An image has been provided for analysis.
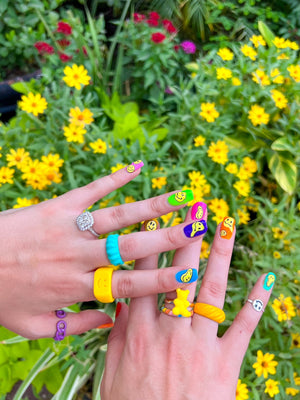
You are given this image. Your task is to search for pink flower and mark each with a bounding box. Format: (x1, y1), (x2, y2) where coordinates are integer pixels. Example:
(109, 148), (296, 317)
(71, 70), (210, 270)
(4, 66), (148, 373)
(149, 12), (160, 20)
(151, 32), (166, 43)
(133, 13), (146, 23)
(57, 21), (72, 35)
(174, 44), (180, 52)
(162, 19), (177, 34)
(180, 41), (196, 54)
(59, 52), (73, 62)
(57, 39), (71, 48)
(147, 18), (159, 27)
(34, 41), (55, 55)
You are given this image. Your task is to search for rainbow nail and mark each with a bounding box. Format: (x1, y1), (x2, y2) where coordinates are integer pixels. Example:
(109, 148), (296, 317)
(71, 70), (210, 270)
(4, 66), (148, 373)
(168, 190), (194, 206)
(263, 272), (276, 291)
(220, 217), (235, 239)
(175, 268), (198, 284)
(191, 202), (207, 220)
(184, 220), (207, 238)
(126, 160), (144, 173)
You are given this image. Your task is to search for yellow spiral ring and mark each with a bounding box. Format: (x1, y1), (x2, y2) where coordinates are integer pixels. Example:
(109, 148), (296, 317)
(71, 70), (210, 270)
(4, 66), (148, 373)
(193, 303), (225, 323)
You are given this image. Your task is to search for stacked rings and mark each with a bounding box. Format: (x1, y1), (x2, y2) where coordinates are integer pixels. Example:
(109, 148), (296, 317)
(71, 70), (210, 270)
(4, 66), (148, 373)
(106, 234), (123, 266)
(193, 303), (226, 323)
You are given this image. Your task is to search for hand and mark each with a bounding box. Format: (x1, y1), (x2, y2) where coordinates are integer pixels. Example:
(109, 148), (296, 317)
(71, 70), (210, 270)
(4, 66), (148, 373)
(0, 163), (207, 339)
(101, 213), (275, 400)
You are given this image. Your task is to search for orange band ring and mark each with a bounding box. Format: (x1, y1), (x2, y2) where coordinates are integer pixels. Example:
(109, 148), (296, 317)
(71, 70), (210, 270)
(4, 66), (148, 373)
(193, 303), (225, 323)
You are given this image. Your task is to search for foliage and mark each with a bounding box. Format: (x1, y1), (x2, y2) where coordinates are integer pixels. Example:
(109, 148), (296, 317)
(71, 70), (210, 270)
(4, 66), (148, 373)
(0, 3), (299, 400)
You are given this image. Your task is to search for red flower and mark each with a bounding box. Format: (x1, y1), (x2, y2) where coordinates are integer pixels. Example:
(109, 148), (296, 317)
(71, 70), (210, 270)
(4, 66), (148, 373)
(133, 13), (146, 23)
(147, 18), (159, 27)
(57, 21), (72, 35)
(162, 19), (177, 34)
(57, 39), (71, 48)
(173, 44), (180, 52)
(151, 32), (166, 43)
(59, 52), (73, 62)
(76, 46), (88, 56)
(34, 41), (55, 55)
(149, 12), (160, 20)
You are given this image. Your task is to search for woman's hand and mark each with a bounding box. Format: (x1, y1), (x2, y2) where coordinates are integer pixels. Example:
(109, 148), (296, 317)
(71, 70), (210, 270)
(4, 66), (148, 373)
(0, 163), (207, 339)
(101, 211), (275, 400)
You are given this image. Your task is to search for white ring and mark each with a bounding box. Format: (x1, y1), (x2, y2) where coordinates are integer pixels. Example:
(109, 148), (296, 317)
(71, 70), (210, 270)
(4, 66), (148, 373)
(247, 298), (264, 312)
(76, 211), (100, 237)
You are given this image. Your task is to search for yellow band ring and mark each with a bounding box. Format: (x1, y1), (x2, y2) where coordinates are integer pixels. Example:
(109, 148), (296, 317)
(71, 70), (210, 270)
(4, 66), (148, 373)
(193, 302), (225, 323)
(94, 267), (115, 303)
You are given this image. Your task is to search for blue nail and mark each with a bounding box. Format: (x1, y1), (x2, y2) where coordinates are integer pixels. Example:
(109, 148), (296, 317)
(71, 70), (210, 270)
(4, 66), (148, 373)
(183, 220), (207, 238)
(263, 272), (276, 291)
(175, 268), (198, 284)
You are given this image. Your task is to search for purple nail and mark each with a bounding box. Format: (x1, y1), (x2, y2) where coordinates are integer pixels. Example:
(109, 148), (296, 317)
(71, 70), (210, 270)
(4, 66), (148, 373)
(184, 220), (207, 238)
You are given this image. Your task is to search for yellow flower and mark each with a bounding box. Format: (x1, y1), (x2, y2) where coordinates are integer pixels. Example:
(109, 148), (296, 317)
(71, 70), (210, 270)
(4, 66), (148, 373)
(265, 379), (280, 398)
(6, 148), (30, 169)
(271, 89), (288, 109)
(62, 64), (91, 90)
(285, 40), (299, 50)
(226, 162), (238, 174)
(207, 140), (229, 165)
(237, 166), (253, 180)
(232, 77), (241, 86)
(270, 68), (284, 84)
(217, 47), (234, 61)
(287, 64), (300, 82)
(252, 350), (278, 379)
(200, 240), (210, 259)
(216, 67), (232, 80)
(252, 69), (271, 86)
(208, 198), (229, 224)
(246, 197), (259, 212)
(291, 333), (300, 349)
(21, 159), (49, 190)
(235, 379), (249, 400)
(111, 163), (126, 173)
(43, 166), (63, 184)
(188, 171), (207, 188)
(237, 207), (250, 225)
(286, 387), (300, 396)
(233, 180), (251, 197)
(161, 212), (181, 226)
(277, 52), (289, 60)
(273, 37), (287, 48)
(152, 177), (167, 189)
(0, 166), (15, 185)
(194, 135), (206, 146)
(18, 92), (47, 116)
(89, 138), (107, 154)
(243, 157), (257, 174)
(240, 44), (257, 60)
(191, 72), (197, 79)
(272, 294), (296, 321)
(63, 123), (86, 143)
(272, 226), (287, 239)
(13, 197), (39, 208)
(41, 153), (64, 171)
(199, 102), (219, 123)
(250, 35), (266, 48)
(125, 196), (135, 203)
(69, 107), (94, 126)
(248, 104), (269, 126)
(273, 251), (281, 259)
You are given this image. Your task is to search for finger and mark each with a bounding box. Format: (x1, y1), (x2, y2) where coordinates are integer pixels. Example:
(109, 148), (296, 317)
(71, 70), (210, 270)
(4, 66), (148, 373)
(92, 190), (193, 235)
(19, 310), (113, 340)
(221, 273), (276, 369)
(192, 217), (236, 336)
(59, 161), (144, 210)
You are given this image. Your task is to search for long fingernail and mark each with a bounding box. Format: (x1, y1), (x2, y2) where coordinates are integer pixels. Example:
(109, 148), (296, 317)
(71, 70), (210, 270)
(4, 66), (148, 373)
(168, 190), (194, 206)
(143, 219), (159, 231)
(220, 217), (235, 239)
(126, 160), (144, 173)
(263, 272), (276, 291)
(98, 322), (114, 329)
(191, 202), (207, 220)
(175, 268), (198, 283)
(184, 220), (207, 238)
(115, 302), (122, 318)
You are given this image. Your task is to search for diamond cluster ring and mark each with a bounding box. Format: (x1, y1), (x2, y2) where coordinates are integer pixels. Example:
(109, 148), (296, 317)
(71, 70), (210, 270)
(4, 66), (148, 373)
(76, 211), (100, 237)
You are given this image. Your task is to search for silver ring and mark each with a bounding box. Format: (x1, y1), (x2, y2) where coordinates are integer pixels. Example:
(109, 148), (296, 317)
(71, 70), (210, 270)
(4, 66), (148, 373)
(247, 298), (264, 312)
(76, 211), (100, 237)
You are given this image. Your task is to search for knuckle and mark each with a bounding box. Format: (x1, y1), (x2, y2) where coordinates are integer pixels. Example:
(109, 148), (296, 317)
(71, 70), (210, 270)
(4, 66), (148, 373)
(126, 327), (151, 363)
(118, 236), (136, 260)
(149, 196), (165, 215)
(116, 276), (134, 298)
(110, 206), (126, 226)
(213, 244), (233, 258)
(234, 313), (255, 336)
(201, 279), (226, 298)
(165, 228), (180, 248)
(156, 270), (172, 293)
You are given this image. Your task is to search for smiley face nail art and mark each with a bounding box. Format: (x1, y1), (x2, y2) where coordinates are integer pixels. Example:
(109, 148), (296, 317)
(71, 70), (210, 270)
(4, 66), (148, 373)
(220, 217), (235, 239)
(126, 160), (144, 173)
(263, 272), (276, 291)
(144, 219), (159, 231)
(191, 202), (207, 220)
(184, 220), (208, 238)
(168, 190), (194, 206)
(175, 268), (198, 284)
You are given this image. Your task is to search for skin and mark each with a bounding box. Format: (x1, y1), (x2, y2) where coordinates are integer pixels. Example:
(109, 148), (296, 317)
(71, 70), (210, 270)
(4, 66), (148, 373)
(101, 212), (274, 400)
(0, 165), (206, 339)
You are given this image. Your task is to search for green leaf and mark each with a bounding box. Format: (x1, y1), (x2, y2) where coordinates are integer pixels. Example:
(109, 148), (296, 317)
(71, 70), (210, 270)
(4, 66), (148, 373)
(0, 0), (8, 14)
(258, 21), (276, 47)
(271, 137), (295, 153)
(10, 81), (31, 94)
(268, 151), (297, 194)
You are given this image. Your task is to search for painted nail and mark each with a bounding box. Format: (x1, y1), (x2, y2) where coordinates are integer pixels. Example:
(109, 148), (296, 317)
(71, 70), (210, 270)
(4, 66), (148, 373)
(191, 202), (207, 220)
(126, 160), (144, 173)
(184, 220), (207, 238)
(175, 268), (198, 284)
(143, 219), (159, 231)
(115, 302), (122, 318)
(98, 322), (114, 329)
(263, 272), (276, 291)
(168, 190), (194, 206)
(220, 217), (235, 239)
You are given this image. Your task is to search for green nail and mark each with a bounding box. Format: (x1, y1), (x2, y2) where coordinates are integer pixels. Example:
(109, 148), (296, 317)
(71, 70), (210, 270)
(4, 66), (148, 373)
(263, 272), (276, 291)
(168, 190), (194, 206)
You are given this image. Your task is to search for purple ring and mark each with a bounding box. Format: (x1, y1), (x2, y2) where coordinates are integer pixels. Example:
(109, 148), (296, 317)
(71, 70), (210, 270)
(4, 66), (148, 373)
(54, 309), (67, 341)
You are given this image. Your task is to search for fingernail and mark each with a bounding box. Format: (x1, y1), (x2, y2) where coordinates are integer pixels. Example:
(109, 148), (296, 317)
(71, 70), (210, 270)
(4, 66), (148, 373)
(263, 272), (276, 291)
(168, 190), (194, 206)
(115, 302), (122, 318)
(175, 268), (198, 283)
(98, 322), (114, 329)
(183, 220), (207, 238)
(191, 202), (207, 220)
(143, 219), (159, 231)
(126, 160), (144, 173)
(220, 217), (235, 239)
